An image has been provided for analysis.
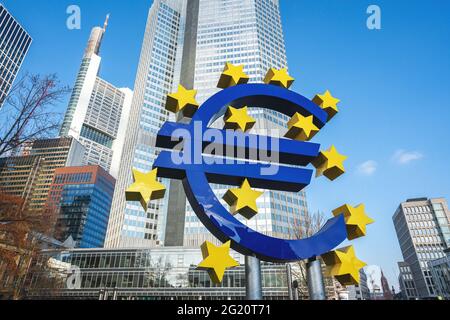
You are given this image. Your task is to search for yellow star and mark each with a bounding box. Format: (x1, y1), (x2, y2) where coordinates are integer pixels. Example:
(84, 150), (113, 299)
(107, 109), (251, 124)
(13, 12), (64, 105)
(264, 68), (294, 89)
(223, 179), (264, 219)
(322, 246), (367, 286)
(284, 113), (320, 141)
(125, 168), (166, 211)
(217, 62), (250, 88)
(165, 84), (199, 117)
(198, 240), (239, 284)
(312, 90), (340, 121)
(332, 204), (375, 240)
(223, 106), (256, 132)
(312, 145), (347, 181)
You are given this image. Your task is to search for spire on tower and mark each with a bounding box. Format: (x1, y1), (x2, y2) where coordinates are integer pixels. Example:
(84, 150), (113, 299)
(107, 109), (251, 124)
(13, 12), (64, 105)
(103, 14), (110, 32)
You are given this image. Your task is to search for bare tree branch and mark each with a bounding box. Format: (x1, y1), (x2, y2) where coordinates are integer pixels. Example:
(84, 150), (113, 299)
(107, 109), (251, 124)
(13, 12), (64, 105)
(287, 210), (335, 299)
(0, 73), (70, 158)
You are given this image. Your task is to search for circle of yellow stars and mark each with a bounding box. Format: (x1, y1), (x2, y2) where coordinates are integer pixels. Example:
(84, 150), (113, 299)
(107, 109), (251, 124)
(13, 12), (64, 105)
(124, 62), (374, 287)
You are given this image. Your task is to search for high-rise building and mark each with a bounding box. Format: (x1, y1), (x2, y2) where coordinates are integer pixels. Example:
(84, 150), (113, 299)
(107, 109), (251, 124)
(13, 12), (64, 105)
(393, 197), (450, 298)
(106, 0), (192, 248)
(106, 0), (310, 249)
(184, 0), (308, 247)
(47, 166), (115, 248)
(60, 17), (133, 178)
(0, 4), (32, 108)
(0, 137), (84, 212)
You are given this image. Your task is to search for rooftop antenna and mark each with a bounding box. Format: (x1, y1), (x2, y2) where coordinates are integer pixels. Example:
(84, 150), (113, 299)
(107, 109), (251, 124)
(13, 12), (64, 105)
(103, 14), (110, 32)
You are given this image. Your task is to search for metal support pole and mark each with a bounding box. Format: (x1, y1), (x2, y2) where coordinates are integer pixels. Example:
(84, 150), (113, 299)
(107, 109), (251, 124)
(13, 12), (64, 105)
(286, 263), (293, 300)
(245, 255), (263, 300)
(293, 281), (299, 300)
(306, 257), (326, 300)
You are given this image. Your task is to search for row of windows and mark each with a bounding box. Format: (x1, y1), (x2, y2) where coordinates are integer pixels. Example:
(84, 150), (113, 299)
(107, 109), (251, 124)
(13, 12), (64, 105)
(54, 172), (93, 184)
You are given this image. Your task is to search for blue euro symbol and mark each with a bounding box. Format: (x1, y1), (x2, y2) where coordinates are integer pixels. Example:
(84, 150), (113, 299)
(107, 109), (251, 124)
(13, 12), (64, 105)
(154, 84), (347, 262)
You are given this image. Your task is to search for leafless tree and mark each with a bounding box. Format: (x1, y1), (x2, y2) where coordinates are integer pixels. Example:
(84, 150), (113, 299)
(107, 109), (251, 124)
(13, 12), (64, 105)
(0, 73), (70, 158)
(0, 192), (59, 299)
(288, 210), (339, 299)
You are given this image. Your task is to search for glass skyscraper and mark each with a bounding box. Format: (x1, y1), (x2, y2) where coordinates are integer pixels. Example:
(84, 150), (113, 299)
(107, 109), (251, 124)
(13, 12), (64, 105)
(106, 0), (189, 248)
(184, 0), (309, 247)
(106, 0), (310, 249)
(60, 17), (133, 179)
(47, 165), (116, 248)
(0, 3), (32, 108)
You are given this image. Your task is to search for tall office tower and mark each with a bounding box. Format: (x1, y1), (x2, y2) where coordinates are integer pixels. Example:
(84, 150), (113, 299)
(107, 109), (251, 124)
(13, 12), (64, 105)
(0, 4), (32, 108)
(106, 0), (190, 248)
(47, 166), (116, 248)
(60, 17), (133, 178)
(0, 137), (84, 212)
(183, 0), (309, 246)
(106, 0), (310, 248)
(393, 197), (450, 298)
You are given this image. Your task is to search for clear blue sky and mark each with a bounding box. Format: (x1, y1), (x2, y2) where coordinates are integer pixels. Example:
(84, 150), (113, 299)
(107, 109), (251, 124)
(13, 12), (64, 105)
(3, 0), (449, 290)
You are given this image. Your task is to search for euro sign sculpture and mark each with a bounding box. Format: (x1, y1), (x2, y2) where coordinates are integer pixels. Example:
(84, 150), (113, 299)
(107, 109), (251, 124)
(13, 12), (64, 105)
(126, 63), (374, 285)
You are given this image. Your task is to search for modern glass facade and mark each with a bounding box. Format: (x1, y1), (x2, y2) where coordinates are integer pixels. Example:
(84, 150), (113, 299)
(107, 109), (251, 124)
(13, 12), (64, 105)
(106, 0), (311, 249)
(26, 248), (289, 300)
(428, 250), (450, 299)
(393, 197), (450, 298)
(0, 4), (32, 108)
(47, 166), (116, 248)
(184, 0), (309, 246)
(60, 19), (133, 178)
(106, 0), (188, 248)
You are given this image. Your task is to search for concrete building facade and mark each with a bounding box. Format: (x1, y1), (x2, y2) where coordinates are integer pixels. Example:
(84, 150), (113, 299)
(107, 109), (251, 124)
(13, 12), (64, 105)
(393, 197), (450, 298)
(0, 137), (84, 212)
